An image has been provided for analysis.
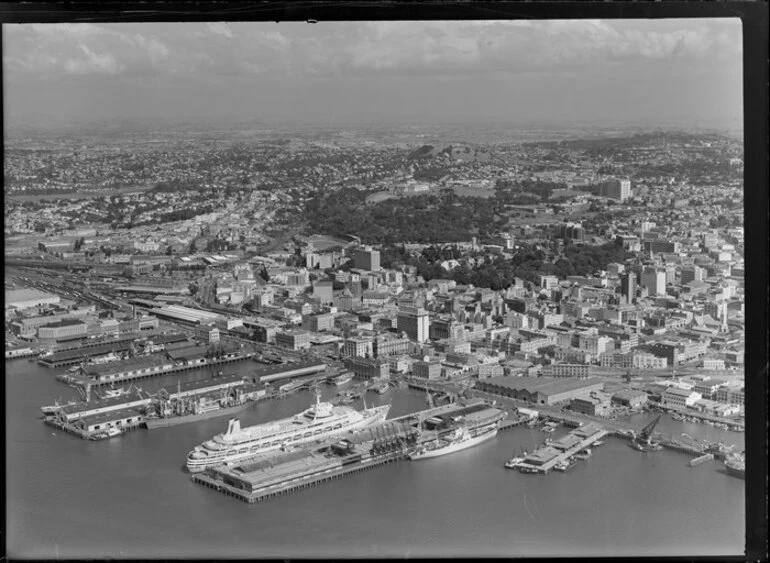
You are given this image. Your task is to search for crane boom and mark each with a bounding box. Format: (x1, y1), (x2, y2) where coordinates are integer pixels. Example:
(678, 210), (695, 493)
(640, 414), (661, 442)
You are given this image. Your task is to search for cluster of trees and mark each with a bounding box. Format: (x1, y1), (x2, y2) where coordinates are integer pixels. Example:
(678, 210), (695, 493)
(376, 242), (629, 291)
(407, 145), (435, 160)
(412, 166), (453, 182)
(151, 179), (202, 192)
(158, 204), (215, 224)
(494, 178), (568, 203)
(303, 189), (504, 244)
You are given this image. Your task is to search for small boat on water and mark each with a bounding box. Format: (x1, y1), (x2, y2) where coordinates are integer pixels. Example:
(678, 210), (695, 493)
(593, 439), (606, 447)
(574, 448), (592, 460)
(90, 427), (123, 440)
(553, 457), (578, 472)
(40, 399), (77, 417)
(332, 374), (353, 386)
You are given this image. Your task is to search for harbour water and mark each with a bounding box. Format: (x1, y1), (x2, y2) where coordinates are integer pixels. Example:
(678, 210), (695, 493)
(6, 359), (745, 558)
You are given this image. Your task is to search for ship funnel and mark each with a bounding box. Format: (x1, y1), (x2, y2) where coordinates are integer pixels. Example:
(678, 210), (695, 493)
(226, 418), (241, 435)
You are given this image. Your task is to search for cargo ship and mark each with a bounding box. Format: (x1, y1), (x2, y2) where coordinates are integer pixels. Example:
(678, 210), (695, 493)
(144, 399), (255, 429)
(408, 423), (498, 461)
(186, 390), (390, 473)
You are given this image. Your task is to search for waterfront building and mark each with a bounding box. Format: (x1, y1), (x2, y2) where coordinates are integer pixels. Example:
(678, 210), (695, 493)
(275, 329), (311, 351)
(477, 362), (505, 379)
(715, 386), (745, 406)
(345, 356), (390, 380)
(373, 333), (411, 357)
(661, 387), (702, 409)
(342, 337), (374, 358)
(702, 358), (726, 371)
(541, 363), (590, 378)
(610, 389), (648, 409)
(387, 355), (411, 374)
(302, 312), (335, 333)
(474, 376), (604, 406)
(570, 394), (610, 416)
(648, 340), (706, 366)
(37, 319), (89, 342)
(413, 360), (442, 380)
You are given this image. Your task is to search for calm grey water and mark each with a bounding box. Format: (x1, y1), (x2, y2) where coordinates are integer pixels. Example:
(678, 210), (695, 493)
(6, 359), (745, 558)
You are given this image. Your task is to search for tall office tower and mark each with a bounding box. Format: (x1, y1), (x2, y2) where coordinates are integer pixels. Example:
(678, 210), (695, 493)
(353, 247), (381, 271)
(680, 265), (704, 285)
(641, 266), (666, 296)
(396, 306), (430, 343)
(600, 178), (632, 201)
(621, 272), (637, 304)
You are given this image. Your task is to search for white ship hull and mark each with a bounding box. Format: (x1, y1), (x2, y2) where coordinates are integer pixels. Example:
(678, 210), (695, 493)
(186, 402), (390, 473)
(409, 426), (498, 461)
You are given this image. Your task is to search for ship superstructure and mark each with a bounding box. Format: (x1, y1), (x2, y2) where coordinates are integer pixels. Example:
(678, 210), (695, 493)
(186, 391), (390, 473)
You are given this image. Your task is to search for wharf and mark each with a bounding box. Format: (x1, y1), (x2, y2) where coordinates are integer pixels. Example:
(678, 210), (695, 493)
(51, 372), (254, 421)
(652, 405), (744, 431)
(61, 352), (255, 387)
(44, 410), (145, 440)
(39, 340), (134, 367)
(513, 424), (609, 474)
(5, 347), (36, 359)
(191, 400), (507, 504)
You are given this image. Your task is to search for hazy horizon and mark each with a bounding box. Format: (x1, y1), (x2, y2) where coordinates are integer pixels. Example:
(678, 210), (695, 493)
(3, 19), (743, 132)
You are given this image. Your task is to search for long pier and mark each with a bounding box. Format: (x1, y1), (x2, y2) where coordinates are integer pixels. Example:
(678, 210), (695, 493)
(190, 400), (508, 504)
(59, 352), (255, 387)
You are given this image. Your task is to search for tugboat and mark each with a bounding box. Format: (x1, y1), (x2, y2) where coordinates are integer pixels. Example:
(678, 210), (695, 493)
(574, 447), (592, 460)
(553, 456), (578, 472)
(724, 453), (745, 479)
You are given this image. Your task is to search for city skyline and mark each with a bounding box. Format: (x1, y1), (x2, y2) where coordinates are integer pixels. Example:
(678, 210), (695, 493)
(3, 19), (742, 129)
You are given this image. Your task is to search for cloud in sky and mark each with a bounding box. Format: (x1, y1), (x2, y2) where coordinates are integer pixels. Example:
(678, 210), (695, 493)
(2, 19), (743, 127)
(3, 19), (741, 78)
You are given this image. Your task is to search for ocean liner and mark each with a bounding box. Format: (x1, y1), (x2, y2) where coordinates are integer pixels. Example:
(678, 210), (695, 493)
(186, 391), (390, 473)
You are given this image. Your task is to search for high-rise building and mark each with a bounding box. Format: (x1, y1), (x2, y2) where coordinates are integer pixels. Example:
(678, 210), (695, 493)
(342, 337), (374, 358)
(397, 306), (430, 343)
(641, 266), (666, 296)
(561, 222), (584, 243)
(353, 247), (381, 271)
(313, 280), (334, 305)
(620, 272), (637, 304)
(680, 265), (704, 285)
(599, 178), (632, 201)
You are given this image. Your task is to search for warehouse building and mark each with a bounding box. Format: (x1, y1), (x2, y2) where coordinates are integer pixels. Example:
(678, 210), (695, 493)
(474, 375), (604, 405)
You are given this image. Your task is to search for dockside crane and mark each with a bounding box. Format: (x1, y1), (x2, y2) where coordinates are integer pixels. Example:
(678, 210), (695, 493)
(630, 414), (662, 452)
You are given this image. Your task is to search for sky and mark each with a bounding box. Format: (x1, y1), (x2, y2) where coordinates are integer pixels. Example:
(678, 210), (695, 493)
(2, 19), (743, 130)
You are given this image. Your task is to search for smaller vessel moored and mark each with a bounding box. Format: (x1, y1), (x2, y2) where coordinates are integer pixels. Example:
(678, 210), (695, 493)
(408, 424), (498, 461)
(724, 454), (745, 479)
